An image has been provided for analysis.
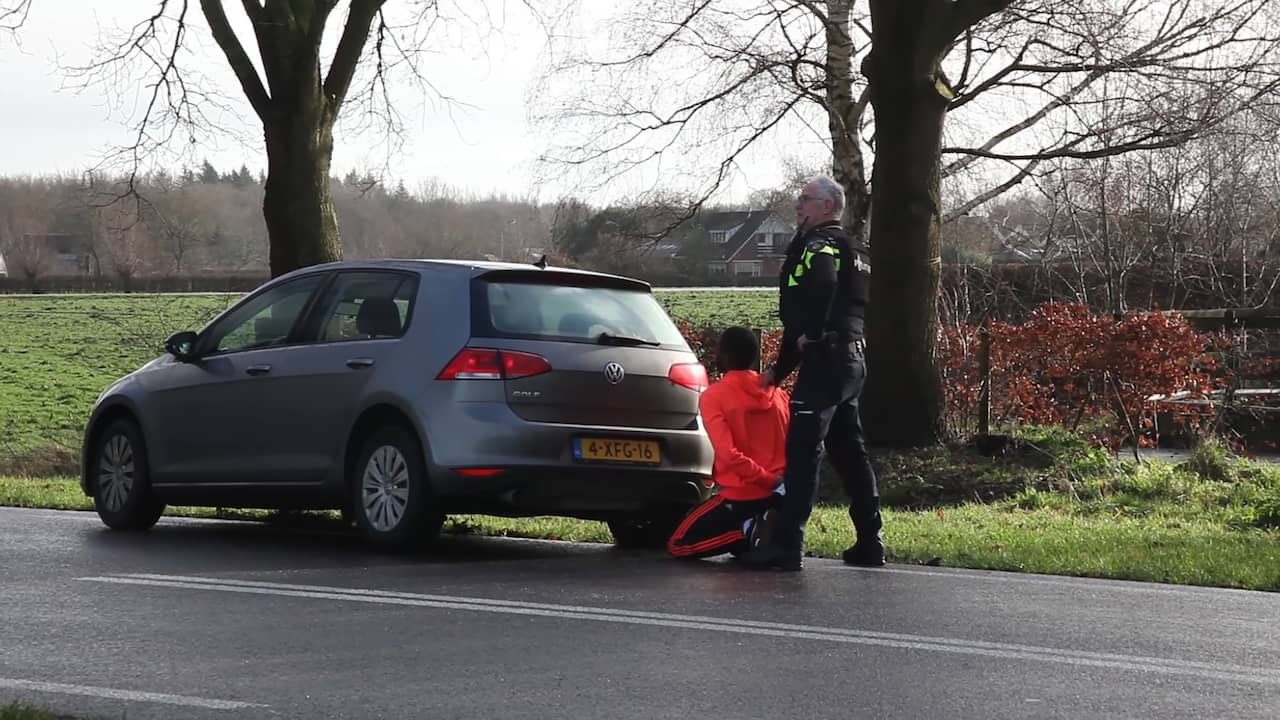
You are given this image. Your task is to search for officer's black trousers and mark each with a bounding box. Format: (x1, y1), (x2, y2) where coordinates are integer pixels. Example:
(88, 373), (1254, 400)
(773, 346), (880, 553)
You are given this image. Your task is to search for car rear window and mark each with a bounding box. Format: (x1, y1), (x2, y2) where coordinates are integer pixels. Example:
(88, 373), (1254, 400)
(473, 277), (687, 347)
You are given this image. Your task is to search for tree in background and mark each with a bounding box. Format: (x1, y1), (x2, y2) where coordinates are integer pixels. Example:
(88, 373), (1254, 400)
(0, 178), (57, 288)
(145, 185), (211, 275)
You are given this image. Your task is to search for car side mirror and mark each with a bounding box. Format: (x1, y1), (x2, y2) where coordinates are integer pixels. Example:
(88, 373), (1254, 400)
(164, 331), (199, 362)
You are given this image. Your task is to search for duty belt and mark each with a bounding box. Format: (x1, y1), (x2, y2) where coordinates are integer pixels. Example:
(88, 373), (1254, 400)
(817, 331), (866, 355)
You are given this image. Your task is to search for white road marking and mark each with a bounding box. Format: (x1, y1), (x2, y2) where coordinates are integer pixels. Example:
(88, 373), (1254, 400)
(0, 677), (265, 710)
(81, 573), (1280, 686)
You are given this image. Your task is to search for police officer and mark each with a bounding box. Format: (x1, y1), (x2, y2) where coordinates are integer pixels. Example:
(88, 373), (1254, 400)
(741, 175), (885, 572)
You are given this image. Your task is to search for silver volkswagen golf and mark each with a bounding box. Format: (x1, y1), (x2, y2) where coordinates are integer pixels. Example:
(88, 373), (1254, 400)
(81, 259), (714, 548)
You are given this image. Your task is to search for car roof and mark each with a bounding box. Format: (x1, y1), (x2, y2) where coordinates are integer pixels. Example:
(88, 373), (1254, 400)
(280, 258), (650, 289)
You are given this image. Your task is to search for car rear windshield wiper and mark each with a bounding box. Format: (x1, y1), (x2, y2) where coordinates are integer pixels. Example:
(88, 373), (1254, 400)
(597, 332), (662, 347)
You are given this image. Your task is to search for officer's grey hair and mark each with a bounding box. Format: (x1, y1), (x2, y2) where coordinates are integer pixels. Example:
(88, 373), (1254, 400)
(807, 175), (845, 215)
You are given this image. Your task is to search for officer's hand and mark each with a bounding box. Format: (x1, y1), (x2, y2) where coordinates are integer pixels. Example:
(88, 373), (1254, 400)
(761, 368), (776, 388)
(796, 335), (812, 352)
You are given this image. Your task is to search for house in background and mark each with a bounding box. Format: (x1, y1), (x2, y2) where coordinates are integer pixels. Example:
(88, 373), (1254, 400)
(695, 210), (796, 278)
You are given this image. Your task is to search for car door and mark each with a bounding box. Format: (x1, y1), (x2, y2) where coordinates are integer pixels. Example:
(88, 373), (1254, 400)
(143, 272), (329, 486)
(278, 270), (421, 480)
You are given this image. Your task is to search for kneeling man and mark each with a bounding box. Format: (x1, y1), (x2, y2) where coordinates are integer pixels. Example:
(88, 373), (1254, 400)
(668, 326), (789, 559)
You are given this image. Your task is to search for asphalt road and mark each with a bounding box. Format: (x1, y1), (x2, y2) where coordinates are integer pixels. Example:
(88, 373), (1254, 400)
(1, 507), (1277, 720)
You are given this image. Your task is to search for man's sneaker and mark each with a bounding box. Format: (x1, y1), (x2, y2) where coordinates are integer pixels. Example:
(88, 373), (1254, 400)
(746, 508), (777, 550)
(841, 541), (886, 567)
(739, 543), (803, 572)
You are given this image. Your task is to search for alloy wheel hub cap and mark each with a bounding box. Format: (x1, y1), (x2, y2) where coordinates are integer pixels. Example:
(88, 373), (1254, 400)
(98, 434), (135, 512)
(361, 445), (410, 532)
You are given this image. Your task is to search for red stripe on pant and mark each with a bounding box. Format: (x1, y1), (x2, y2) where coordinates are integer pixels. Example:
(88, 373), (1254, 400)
(671, 530), (745, 557)
(667, 495), (747, 558)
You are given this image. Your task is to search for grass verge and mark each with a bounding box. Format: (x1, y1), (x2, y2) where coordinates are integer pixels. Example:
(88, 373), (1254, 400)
(7, 433), (1278, 592)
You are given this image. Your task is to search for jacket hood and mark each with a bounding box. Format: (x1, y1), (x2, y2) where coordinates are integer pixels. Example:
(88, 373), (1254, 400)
(719, 369), (778, 410)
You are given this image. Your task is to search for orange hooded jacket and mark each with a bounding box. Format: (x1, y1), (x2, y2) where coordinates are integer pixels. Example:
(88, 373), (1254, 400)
(698, 369), (789, 501)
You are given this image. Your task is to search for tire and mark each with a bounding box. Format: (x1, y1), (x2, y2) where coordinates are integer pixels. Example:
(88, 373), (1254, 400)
(91, 418), (165, 531)
(608, 507), (690, 549)
(349, 425), (443, 549)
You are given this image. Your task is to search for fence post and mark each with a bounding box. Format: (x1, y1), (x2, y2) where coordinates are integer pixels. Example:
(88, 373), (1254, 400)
(977, 322), (991, 435)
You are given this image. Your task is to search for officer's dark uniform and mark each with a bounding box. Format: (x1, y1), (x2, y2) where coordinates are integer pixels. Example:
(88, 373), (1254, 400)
(749, 219), (884, 569)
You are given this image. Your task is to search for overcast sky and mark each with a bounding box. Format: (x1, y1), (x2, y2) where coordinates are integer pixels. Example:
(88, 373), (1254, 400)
(0, 0), (787, 204)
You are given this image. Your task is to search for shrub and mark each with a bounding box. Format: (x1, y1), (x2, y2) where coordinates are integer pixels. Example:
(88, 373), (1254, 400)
(938, 303), (1222, 449)
(677, 302), (1223, 450)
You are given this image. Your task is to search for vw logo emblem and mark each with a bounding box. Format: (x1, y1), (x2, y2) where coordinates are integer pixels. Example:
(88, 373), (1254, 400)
(603, 362), (625, 385)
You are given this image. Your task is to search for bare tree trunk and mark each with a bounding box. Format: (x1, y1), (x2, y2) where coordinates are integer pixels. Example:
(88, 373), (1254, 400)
(859, 0), (954, 447)
(263, 112), (341, 277)
(825, 0), (871, 241)
(1099, 162), (1123, 314)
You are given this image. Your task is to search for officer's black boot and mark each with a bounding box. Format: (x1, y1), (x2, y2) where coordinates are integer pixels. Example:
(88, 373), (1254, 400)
(842, 507), (886, 567)
(740, 541), (803, 571)
(741, 510), (802, 571)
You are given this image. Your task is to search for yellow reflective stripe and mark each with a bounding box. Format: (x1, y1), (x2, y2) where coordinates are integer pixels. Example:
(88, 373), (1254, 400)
(801, 244), (838, 269)
(789, 243), (839, 286)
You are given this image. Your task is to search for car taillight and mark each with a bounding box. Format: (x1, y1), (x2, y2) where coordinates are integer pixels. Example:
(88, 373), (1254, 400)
(668, 362), (709, 393)
(437, 348), (551, 380)
(501, 350), (552, 378)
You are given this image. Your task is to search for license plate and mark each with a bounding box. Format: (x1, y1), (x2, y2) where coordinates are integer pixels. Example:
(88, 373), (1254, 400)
(573, 437), (661, 465)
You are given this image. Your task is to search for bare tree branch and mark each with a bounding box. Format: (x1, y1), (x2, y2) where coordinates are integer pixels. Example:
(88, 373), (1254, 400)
(322, 0), (385, 108)
(533, 0), (867, 234)
(940, 0), (1280, 215)
(201, 0), (271, 118)
(0, 0), (30, 32)
(948, 0), (1018, 43)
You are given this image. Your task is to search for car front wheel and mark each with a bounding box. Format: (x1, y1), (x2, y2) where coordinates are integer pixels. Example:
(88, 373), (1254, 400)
(91, 418), (165, 530)
(350, 425), (444, 549)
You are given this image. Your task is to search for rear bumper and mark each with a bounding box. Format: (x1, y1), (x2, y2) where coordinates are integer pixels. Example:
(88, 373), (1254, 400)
(420, 401), (714, 475)
(431, 466), (711, 518)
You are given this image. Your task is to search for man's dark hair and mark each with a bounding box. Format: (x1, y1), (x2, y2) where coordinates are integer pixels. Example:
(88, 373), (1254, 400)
(718, 325), (760, 371)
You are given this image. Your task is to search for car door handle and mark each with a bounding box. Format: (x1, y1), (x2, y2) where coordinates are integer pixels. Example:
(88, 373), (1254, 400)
(245, 364), (272, 376)
(346, 358), (376, 369)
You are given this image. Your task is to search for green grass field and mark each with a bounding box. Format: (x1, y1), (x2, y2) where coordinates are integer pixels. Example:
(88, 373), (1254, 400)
(656, 289), (778, 329)
(2, 292), (1278, 591)
(0, 293), (240, 471)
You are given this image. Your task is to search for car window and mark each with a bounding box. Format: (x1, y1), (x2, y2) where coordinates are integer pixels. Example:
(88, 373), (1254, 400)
(204, 274), (326, 354)
(478, 280), (686, 346)
(312, 271), (418, 342)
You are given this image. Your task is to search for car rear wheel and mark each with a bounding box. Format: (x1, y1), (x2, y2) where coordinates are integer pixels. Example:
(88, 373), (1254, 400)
(350, 425), (444, 549)
(608, 507), (690, 549)
(91, 419), (165, 530)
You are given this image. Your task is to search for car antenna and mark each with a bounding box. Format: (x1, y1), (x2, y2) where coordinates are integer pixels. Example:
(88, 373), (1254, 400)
(532, 254), (548, 269)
